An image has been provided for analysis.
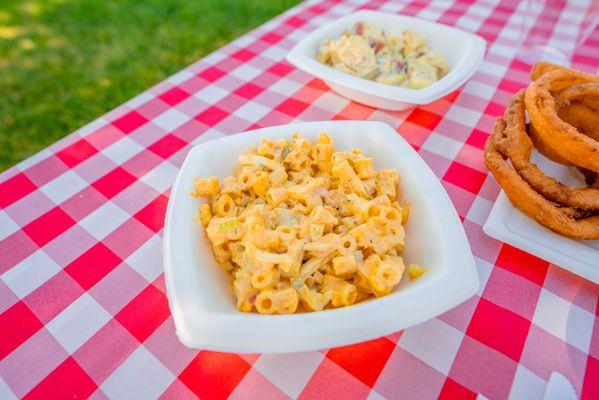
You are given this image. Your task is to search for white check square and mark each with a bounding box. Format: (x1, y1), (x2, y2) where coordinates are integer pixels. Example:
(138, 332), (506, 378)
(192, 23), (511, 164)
(0, 211), (19, 242)
(418, 9), (442, 21)
(1, 250), (61, 298)
(532, 289), (594, 353)
(490, 43), (515, 58)
(233, 101), (271, 122)
(478, 60), (508, 78)
(268, 78), (303, 97)
(126, 92), (154, 108)
(474, 257), (493, 296)
(193, 85), (229, 104)
(444, 104), (481, 128)
(254, 352), (324, 398)
(190, 128), (226, 146)
(367, 390), (387, 400)
(463, 80), (496, 99)
(140, 161), (179, 193)
(125, 235), (164, 283)
(79, 201), (130, 240)
(508, 365), (546, 400)
(101, 346), (175, 399)
(456, 16), (482, 31)
(0, 377), (17, 400)
(466, 195), (494, 226)
(167, 70), (194, 85)
(103, 136), (145, 165)
(152, 109), (190, 132)
(262, 45), (287, 62)
(398, 318), (463, 375)
(422, 132), (463, 160)
(46, 293), (111, 353)
(40, 170), (88, 204)
(230, 64), (262, 82)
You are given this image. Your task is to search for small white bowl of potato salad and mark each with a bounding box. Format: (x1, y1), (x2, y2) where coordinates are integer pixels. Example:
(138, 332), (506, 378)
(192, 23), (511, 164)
(163, 121), (478, 353)
(286, 10), (486, 111)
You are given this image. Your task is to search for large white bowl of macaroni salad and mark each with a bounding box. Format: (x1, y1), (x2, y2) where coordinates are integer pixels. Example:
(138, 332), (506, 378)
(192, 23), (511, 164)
(164, 121), (478, 353)
(287, 10), (486, 111)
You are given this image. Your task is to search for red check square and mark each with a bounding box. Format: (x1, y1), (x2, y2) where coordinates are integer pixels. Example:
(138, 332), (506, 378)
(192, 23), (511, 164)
(0, 301), (43, 360)
(158, 87), (191, 106)
(148, 134), (188, 159)
(443, 162), (487, 194)
(0, 173), (37, 208)
(466, 298), (531, 362)
(195, 106), (228, 126)
(260, 32), (283, 44)
(113, 111), (148, 134)
(234, 83), (264, 99)
(326, 337), (395, 387)
(582, 356), (599, 400)
(198, 67), (226, 82)
(65, 243), (122, 290)
(23, 207), (76, 247)
(231, 49), (256, 62)
(484, 101), (505, 118)
(134, 194), (168, 232)
(24, 357), (97, 400)
(286, 15), (306, 27)
(275, 98), (310, 117)
(267, 62), (294, 77)
(92, 167), (136, 199)
(495, 244), (548, 286)
(56, 139), (98, 168)
(439, 378), (477, 400)
(179, 351), (251, 399)
(465, 129), (489, 150)
(114, 284), (170, 342)
(498, 78), (526, 93)
(406, 108), (442, 130)
(307, 78), (328, 91)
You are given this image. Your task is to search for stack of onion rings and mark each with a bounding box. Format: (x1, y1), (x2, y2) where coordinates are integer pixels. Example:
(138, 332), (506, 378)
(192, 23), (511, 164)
(484, 63), (599, 239)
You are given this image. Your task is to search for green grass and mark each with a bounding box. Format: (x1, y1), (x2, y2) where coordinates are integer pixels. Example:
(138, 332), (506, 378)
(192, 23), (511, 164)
(0, 0), (301, 171)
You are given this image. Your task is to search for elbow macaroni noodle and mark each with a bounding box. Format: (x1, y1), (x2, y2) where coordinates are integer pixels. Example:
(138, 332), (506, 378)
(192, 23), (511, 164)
(192, 133), (425, 314)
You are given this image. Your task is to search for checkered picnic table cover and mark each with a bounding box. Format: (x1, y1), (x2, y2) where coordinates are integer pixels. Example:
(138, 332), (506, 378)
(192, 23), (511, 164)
(1, 0), (598, 398)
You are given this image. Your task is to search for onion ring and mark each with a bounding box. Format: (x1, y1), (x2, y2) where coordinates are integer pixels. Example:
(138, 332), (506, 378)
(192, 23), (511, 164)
(555, 83), (599, 141)
(527, 123), (598, 191)
(495, 90), (599, 209)
(557, 103), (599, 142)
(524, 68), (599, 173)
(484, 118), (599, 239)
(530, 61), (562, 81)
(555, 82), (599, 112)
(531, 64), (599, 111)
(527, 123), (572, 166)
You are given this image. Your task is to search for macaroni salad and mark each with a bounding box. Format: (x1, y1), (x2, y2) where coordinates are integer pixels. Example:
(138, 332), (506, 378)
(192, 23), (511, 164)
(193, 133), (424, 314)
(317, 22), (449, 89)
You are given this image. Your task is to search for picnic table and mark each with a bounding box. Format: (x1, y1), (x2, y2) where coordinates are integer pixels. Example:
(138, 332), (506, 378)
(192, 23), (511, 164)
(1, 0), (598, 398)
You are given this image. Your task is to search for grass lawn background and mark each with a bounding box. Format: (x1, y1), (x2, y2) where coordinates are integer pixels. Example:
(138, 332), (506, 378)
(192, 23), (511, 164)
(0, 0), (301, 171)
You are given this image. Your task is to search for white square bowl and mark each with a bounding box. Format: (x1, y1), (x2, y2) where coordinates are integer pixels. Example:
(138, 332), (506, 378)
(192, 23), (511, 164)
(286, 10), (486, 111)
(163, 120), (478, 353)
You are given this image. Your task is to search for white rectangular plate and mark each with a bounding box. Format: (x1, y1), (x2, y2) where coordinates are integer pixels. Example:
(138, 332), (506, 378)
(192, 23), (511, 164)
(484, 151), (599, 284)
(164, 120), (478, 353)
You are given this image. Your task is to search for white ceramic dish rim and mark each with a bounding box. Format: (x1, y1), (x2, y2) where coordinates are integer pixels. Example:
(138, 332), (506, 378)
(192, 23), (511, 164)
(163, 120), (479, 353)
(286, 10), (487, 105)
(484, 191), (599, 284)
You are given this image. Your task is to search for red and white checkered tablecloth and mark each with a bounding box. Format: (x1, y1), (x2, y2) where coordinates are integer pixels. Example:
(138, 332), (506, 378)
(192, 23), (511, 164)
(1, 0), (598, 398)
